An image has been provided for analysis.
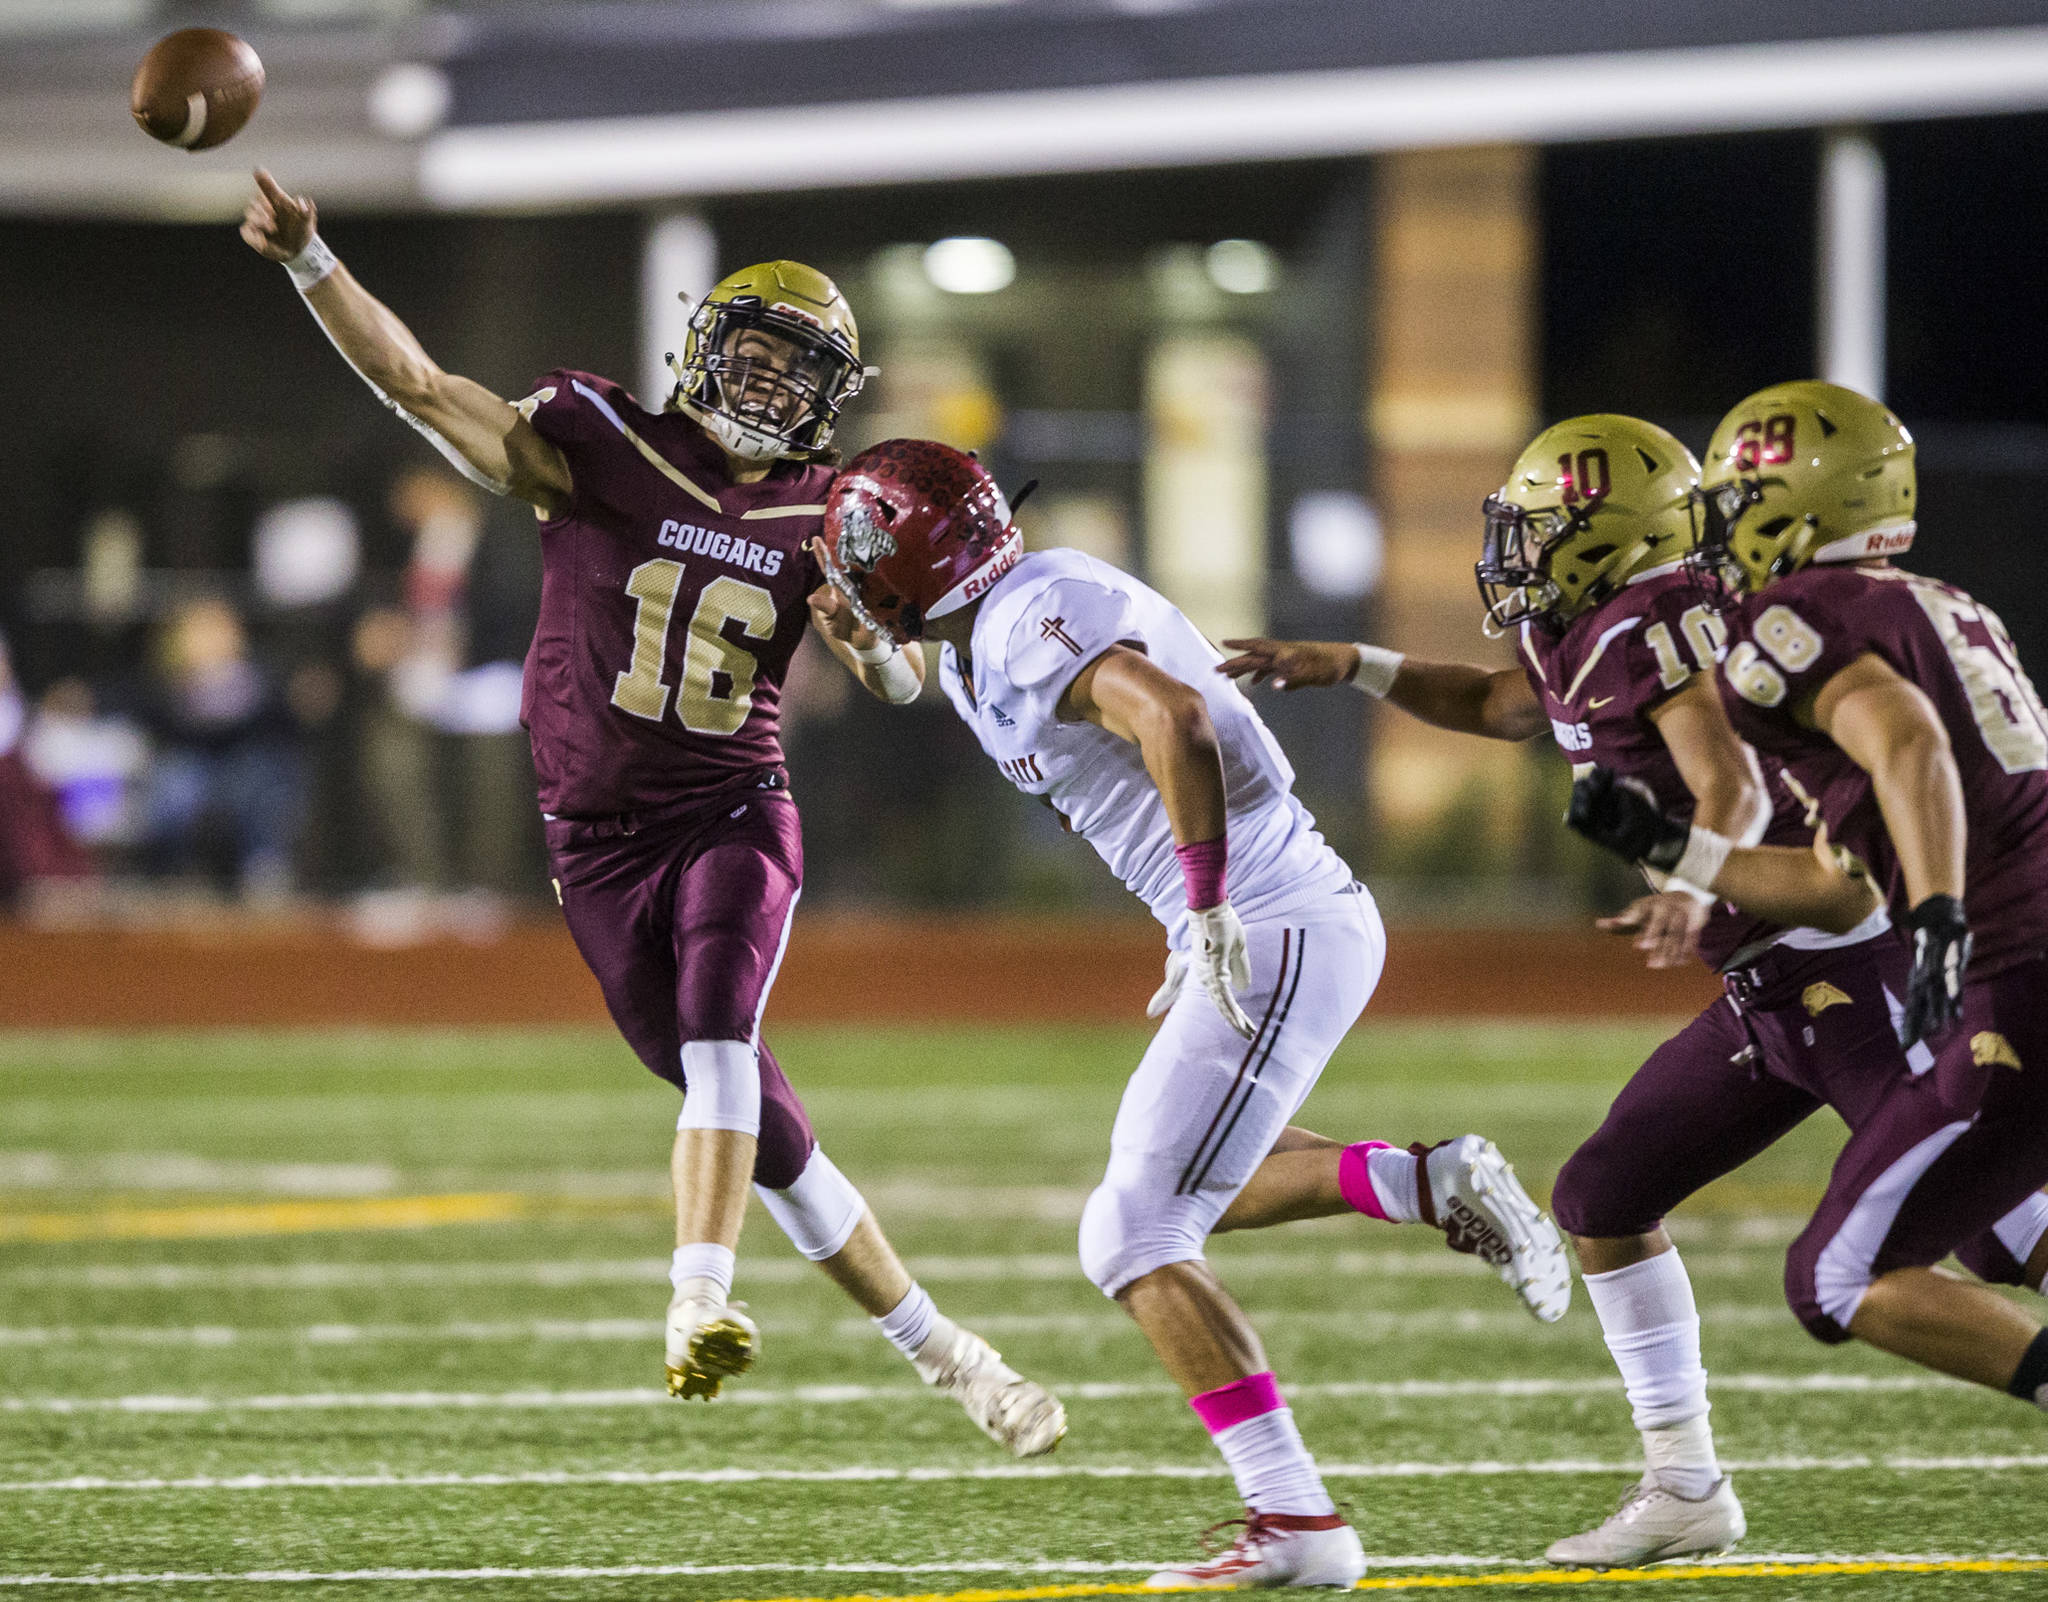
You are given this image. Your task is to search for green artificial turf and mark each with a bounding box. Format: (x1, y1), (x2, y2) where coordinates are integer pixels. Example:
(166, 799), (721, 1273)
(0, 1023), (2042, 1600)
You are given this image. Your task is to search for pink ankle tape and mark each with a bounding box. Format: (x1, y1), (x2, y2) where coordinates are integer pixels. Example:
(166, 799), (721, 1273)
(1189, 1371), (1284, 1435)
(1338, 1141), (1394, 1221)
(1175, 836), (1229, 912)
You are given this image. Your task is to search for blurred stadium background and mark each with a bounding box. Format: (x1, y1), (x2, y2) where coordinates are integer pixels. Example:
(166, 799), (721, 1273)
(4, 3), (2048, 1595)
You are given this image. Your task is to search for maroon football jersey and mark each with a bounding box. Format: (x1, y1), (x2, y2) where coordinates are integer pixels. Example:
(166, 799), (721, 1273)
(1521, 567), (1814, 970)
(1715, 563), (2048, 976)
(517, 371), (833, 817)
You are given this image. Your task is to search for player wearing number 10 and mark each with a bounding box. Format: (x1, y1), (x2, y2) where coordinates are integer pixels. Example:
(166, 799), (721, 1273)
(1218, 412), (2048, 1566)
(236, 172), (1065, 1451)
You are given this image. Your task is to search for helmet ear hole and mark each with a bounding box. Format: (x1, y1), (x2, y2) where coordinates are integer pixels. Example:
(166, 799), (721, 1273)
(1757, 516), (1795, 537)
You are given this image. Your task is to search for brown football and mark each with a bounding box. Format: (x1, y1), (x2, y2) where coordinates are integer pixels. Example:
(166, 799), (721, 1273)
(131, 29), (264, 151)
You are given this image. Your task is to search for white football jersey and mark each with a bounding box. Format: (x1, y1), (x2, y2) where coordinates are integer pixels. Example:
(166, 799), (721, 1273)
(935, 548), (1353, 945)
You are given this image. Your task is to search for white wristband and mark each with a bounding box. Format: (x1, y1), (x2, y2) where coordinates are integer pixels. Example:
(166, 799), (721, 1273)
(283, 234), (339, 293)
(849, 636), (895, 665)
(1671, 826), (1733, 896)
(1351, 644), (1404, 698)
(872, 646), (922, 704)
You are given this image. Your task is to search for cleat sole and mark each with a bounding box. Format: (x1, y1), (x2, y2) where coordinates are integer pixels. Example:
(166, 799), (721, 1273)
(664, 1313), (757, 1402)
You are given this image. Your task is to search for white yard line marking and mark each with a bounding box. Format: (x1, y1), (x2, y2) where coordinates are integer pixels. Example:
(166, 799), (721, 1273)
(0, 1249), (1781, 1292)
(0, 1302), (1797, 1349)
(1, 1458), (2042, 1495)
(0, 1153), (399, 1196)
(4, 1554), (2041, 1592)
(0, 1370), (1959, 1415)
(0, 1557), (1519, 1588)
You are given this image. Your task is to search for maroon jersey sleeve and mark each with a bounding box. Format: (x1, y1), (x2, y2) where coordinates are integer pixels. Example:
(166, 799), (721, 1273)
(1525, 572), (1797, 969)
(1723, 566), (2048, 972)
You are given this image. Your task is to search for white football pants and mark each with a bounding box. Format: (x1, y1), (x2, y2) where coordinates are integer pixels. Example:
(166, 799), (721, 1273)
(1079, 882), (1387, 1297)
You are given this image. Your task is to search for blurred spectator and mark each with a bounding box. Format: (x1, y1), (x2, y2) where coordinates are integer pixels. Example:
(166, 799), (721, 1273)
(23, 677), (148, 850)
(350, 469), (540, 936)
(0, 633), (93, 909)
(138, 596), (302, 903)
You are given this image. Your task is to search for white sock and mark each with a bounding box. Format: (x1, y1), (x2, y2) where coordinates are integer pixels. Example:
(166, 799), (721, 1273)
(1584, 1249), (1720, 1498)
(669, 1243), (735, 1305)
(1212, 1408), (1337, 1517)
(1366, 1146), (1423, 1223)
(875, 1282), (940, 1359)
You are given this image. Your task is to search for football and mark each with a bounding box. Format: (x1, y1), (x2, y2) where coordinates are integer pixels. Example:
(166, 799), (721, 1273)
(130, 28), (264, 151)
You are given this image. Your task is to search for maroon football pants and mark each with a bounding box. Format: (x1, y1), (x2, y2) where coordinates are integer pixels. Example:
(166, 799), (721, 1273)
(1552, 932), (2038, 1341)
(545, 782), (815, 1189)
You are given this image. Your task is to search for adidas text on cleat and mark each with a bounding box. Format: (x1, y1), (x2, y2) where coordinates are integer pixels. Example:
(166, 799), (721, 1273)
(1419, 1134), (1572, 1323)
(913, 1314), (1067, 1457)
(663, 1297), (759, 1401)
(1145, 1510), (1366, 1590)
(1544, 1475), (1746, 1567)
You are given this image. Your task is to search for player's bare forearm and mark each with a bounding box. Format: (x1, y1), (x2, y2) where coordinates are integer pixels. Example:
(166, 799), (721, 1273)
(804, 557), (927, 703)
(1387, 661), (1545, 741)
(1709, 841), (1884, 935)
(1649, 678), (1767, 841)
(1815, 660), (1966, 904)
(243, 171), (567, 512)
(299, 270), (569, 512)
(1066, 647), (1227, 844)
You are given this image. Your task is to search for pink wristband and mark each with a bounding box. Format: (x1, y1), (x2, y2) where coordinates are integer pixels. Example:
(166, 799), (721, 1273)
(1175, 836), (1228, 912)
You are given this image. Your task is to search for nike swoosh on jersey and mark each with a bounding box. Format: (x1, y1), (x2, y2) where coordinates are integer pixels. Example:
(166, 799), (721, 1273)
(1588, 695), (1616, 708)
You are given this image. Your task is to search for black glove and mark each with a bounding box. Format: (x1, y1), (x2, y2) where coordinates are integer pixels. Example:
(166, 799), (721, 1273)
(1566, 765), (1688, 870)
(1900, 894), (1970, 1048)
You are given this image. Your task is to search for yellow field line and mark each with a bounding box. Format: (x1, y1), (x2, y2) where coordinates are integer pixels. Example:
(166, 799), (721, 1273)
(719, 1557), (2048, 1602)
(0, 1192), (532, 1243)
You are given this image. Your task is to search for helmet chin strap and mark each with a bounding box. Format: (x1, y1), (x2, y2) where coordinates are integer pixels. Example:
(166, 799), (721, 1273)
(680, 397), (791, 463)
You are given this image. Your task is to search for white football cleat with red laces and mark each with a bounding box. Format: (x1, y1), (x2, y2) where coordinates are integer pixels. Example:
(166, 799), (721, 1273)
(1144, 1510), (1366, 1590)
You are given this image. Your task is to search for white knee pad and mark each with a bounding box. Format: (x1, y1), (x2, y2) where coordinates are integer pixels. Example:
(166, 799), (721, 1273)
(756, 1146), (865, 1261)
(1078, 1157), (1212, 1298)
(675, 1039), (762, 1137)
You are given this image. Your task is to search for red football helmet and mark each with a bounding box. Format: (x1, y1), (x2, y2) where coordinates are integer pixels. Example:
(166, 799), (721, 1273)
(820, 439), (1023, 642)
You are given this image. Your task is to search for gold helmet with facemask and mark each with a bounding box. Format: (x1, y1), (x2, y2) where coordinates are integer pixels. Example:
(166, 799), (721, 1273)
(1478, 415), (1702, 634)
(1697, 380), (1916, 591)
(668, 261), (870, 462)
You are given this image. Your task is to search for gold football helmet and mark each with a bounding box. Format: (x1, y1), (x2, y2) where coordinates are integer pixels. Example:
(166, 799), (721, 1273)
(1478, 415), (1702, 633)
(668, 260), (869, 461)
(1699, 380), (1916, 591)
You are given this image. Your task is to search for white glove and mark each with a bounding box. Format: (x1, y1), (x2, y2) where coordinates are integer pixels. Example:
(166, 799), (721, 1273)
(1148, 902), (1256, 1040)
(1146, 950), (1189, 1019)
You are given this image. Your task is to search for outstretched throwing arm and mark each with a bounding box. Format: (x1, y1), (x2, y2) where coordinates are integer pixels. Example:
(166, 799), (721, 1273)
(241, 170), (570, 514)
(1218, 637), (1545, 741)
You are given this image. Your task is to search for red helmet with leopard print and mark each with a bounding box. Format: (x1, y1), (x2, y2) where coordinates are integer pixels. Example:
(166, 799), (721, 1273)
(820, 439), (1023, 643)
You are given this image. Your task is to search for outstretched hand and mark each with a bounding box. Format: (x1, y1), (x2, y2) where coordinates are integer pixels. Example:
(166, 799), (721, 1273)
(1596, 890), (1710, 970)
(240, 169), (315, 263)
(1216, 637), (1357, 691)
(805, 538), (881, 653)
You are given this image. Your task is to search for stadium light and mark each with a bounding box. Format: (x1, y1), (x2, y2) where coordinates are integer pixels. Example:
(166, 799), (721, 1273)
(1206, 239), (1275, 294)
(923, 237), (1016, 294)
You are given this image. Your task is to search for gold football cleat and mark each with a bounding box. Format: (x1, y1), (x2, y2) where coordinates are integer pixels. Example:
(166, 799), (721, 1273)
(664, 1304), (759, 1401)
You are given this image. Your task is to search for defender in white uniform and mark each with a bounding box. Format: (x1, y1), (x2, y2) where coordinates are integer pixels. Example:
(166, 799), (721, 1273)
(811, 440), (1571, 1588)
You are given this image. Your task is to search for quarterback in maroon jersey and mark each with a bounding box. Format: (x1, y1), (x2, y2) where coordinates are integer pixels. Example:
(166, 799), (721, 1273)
(238, 171), (1064, 1452)
(1220, 413), (2048, 1565)
(1570, 380), (2048, 1424)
